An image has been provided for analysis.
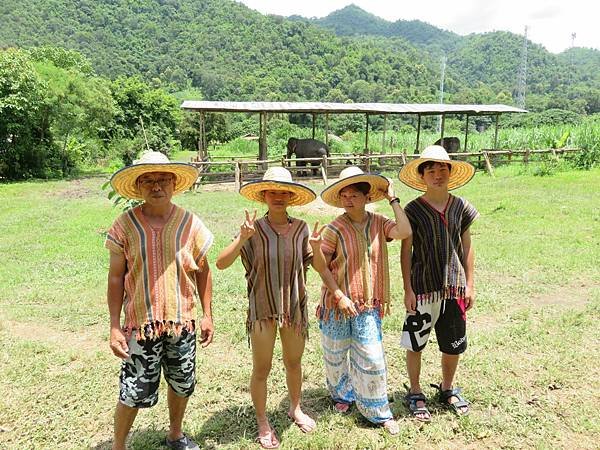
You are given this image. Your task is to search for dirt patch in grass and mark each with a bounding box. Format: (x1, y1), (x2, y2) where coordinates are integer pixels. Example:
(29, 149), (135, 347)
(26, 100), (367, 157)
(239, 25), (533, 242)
(295, 196), (378, 217)
(531, 280), (593, 308)
(471, 279), (594, 333)
(52, 179), (97, 200)
(5, 320), (104, 353)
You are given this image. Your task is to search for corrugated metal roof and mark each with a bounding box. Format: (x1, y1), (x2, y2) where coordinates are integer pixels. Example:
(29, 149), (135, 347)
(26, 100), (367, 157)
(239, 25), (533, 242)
(181, 101), (527, 115)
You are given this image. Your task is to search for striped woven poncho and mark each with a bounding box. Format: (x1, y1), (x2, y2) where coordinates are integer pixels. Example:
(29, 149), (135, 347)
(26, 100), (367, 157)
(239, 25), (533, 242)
(405, 195), (479, 303)
(105, 204), (213, 339)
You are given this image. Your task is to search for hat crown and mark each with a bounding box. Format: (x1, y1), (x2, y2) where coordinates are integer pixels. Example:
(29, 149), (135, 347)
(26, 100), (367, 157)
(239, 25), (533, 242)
(338, 166), (366, 180)
(262, 166), (293, 183)
(420, 145), (451, 161)
(133, 151), (171, 165)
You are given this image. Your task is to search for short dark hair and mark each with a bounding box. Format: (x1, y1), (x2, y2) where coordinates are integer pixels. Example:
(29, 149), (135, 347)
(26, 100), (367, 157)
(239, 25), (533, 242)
(342, 182), (371, 196)
(417, 161), (452, 176)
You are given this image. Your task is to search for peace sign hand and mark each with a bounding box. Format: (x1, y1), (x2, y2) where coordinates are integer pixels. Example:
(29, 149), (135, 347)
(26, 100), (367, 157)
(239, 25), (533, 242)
(309, 221), (326, 249)
(240, 209), (257, 242)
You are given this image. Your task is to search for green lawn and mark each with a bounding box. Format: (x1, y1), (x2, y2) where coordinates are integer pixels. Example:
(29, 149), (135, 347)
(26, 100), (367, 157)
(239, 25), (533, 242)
(0, 165), (599, 449)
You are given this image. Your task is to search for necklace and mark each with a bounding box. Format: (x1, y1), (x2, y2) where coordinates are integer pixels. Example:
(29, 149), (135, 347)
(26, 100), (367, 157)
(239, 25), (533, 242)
(266, 214), (292, 235)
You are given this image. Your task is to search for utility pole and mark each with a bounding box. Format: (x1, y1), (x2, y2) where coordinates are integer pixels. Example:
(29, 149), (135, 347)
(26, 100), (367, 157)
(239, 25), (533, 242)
(516, 26), (528, 109)
(437, 54), (446, 133)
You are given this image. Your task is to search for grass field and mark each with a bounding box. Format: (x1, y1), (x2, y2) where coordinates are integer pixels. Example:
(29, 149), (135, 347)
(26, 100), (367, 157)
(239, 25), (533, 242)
(1, 164), (599, 449)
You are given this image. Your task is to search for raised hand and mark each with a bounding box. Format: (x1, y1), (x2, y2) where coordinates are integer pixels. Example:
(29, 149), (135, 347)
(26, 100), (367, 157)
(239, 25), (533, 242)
(382, 177), (395, 200)
(308, 221), (326, 248)
(240, 209), (257, 241)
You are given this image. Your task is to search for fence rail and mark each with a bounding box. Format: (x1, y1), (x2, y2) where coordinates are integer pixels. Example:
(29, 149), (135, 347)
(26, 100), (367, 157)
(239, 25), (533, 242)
(189, 147), (584, 189)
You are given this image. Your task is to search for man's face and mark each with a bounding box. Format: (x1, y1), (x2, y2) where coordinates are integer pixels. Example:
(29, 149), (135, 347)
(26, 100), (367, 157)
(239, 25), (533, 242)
(263, 189), (292, 212)
(136, 171), (176, 205)
(339, 185), (368, 212)
(420, 163), (450, 190)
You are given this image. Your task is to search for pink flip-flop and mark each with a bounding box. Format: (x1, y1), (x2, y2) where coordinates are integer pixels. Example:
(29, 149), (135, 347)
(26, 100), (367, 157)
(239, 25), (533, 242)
(287, 412), (316, 433)
(256, 427), (279, 449)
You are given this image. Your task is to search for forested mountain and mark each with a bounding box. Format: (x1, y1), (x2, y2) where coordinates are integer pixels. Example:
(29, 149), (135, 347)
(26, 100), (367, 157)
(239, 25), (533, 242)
(1, 0), (598, 113)
(304, 4), (460, 54)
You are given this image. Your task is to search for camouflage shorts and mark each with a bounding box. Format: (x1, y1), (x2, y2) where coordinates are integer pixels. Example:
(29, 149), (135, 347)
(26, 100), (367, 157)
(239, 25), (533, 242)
(119, 329), (196, 408)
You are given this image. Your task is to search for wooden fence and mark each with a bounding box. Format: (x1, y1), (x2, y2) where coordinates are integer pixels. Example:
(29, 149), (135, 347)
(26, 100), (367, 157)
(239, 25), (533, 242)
(189, 148), (583, 189)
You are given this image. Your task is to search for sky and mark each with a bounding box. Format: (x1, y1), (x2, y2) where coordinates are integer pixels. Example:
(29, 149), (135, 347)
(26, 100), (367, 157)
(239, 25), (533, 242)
(238, 0), (599, 54)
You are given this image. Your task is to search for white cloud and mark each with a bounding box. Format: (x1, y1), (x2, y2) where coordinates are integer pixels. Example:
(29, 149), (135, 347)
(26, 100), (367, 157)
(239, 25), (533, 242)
(238, 0), (599, 53)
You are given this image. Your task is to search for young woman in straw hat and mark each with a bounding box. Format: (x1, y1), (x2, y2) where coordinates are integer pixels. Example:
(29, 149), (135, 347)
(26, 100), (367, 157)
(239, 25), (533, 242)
(312, 166), (412, 435)
(216, 167), (323, 449)
(398, 145), (479, 421)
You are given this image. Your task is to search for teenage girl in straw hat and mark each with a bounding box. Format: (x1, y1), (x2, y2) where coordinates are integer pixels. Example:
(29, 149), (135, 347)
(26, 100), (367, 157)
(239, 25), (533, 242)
(216, 167), (323, 449)
(312, 166), (412, 435)
(398, 145), (479, 421)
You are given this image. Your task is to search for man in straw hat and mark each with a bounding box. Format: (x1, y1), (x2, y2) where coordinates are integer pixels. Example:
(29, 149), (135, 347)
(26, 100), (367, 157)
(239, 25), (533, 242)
(105, 151), (213, 450)
(217, 167), (321, 449)
(397, 145), (479, 421)
(312, 166), (412, 435)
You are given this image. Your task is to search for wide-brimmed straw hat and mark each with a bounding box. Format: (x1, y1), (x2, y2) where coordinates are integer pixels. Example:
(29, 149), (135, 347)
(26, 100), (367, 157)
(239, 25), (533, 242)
(399, 145), (475, 191)
(239, 166), (316, 206)
(110, 151), (199, 200)
(320, 166), (389, 208)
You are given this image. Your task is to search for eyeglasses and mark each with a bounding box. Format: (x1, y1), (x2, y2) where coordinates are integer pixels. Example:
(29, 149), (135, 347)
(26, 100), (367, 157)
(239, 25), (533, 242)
(138, 176), (174, 189)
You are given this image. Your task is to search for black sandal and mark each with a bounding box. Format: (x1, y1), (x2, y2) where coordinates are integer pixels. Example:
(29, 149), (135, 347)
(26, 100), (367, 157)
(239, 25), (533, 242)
(430, 383), (470, 416)
(403, 385), (431, 422)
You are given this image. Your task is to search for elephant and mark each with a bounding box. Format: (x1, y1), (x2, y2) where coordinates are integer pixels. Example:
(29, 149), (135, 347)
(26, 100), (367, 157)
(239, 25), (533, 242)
(286, 138), (330, 176)
(434, 136), (461, 153)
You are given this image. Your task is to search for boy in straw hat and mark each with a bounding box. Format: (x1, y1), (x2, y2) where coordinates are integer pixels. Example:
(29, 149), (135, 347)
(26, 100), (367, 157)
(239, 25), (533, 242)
(397, 145), (479, 421)
(312, 166), (412, 435)
(105, 151), (213, 450)
(216, 167), (321, 449)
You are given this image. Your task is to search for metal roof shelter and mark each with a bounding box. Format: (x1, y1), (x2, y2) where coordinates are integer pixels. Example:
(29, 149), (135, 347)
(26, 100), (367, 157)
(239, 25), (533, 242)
(181, 101), (527, 160)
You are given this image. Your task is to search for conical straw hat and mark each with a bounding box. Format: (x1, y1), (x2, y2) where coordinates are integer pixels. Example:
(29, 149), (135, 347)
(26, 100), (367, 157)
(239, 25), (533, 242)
(239, 166), (316, 206)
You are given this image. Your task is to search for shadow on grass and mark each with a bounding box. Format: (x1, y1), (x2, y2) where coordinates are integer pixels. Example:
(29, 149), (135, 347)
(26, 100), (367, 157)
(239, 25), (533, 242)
(91, 427), (171, 450)
(194, 387), (337, 447)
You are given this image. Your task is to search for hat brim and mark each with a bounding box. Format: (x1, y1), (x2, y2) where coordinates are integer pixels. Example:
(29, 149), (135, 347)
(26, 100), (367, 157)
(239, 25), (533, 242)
(321, 174), (389, 208)
(239, 180), (316, 206)
(399, 157), (475, 192)
(110, 163), (199, 200)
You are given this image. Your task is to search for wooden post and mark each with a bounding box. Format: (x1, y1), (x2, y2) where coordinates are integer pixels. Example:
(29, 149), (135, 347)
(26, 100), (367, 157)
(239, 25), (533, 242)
(464, 115), (469, 152)
(524, 149), (530, 164)
(259, 112), (268, 169)
(234, 162), (241, 191)
(325, 113), (329, 147)
(401, 150), (407, 165)
(482, 151), (495, 177)
(415, 114), (421, 154)
(382, 114), (387, 154)
(493, 114), (500, 150)
(198, 111), (206, 160)
(365, 114), (370, 171)
(312, 113), (316, 139)
(440, 114), (445, 140)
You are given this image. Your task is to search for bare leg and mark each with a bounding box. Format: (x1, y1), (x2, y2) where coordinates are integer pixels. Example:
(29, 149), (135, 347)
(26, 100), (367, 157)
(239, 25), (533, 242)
(279, 327), (315, 432)
(167, 386), (190, 441)
(440, 352), (467, 413)
(112, 402), (138, 450)
(406, 350), (422, 392)
(406, 350), (428, 420)
(250, 321), (277, 441)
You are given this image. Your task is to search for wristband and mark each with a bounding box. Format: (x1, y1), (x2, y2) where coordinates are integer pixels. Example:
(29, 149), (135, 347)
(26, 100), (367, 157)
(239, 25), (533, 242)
(389, 197), (400, 205)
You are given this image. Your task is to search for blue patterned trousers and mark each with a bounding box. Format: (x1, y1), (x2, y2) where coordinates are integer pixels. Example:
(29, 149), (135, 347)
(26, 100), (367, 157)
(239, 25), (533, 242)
(319, 309), (392, 424)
